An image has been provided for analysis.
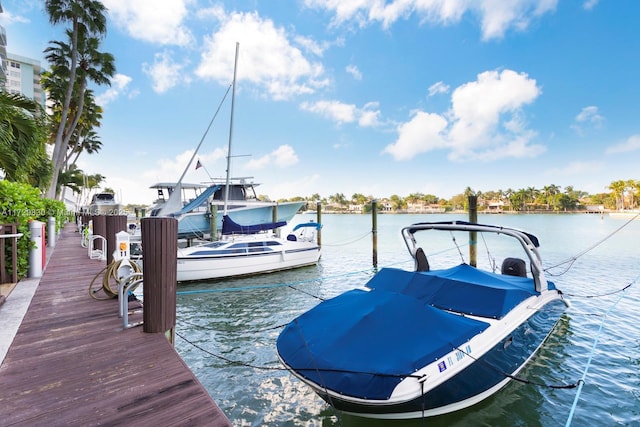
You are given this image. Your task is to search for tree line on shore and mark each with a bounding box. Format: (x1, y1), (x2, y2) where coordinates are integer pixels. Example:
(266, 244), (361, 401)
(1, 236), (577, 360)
(118, 179), (638, 214)
(259, 179), (639, 213)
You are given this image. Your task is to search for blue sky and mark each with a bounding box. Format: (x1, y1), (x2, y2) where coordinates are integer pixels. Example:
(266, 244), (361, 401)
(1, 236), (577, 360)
(2, 0), (639, 205)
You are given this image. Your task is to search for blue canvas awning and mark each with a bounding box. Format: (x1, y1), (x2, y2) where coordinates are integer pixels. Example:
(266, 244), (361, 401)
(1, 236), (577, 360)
(174, 184), (220, 215)
(221, 215), (286, 235)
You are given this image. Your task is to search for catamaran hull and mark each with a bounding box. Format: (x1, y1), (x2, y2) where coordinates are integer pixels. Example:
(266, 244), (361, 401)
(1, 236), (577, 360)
(176, 247), (320, 281)
(283, 298), (566, 419)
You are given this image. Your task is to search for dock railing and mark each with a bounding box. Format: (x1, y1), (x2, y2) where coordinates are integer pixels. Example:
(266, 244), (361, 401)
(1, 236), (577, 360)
(0, 224), (22, 285)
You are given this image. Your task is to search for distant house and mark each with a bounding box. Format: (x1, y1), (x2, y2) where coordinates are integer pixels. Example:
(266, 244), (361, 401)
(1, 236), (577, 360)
(585, 205), (605, 214)
(486, 200), (504, 213)
(406, 201), (445, 214)
(379, 199), (394, 212)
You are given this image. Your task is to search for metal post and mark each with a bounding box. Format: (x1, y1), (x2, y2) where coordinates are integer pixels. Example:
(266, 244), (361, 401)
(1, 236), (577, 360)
(316, 201), (322, 247)
(210, 203), (218, 241)
(47, 217), (56, 248)
(468, 195), (478, 267)
(28, 220), (44, 278)
(372, 200), (378, 268)
(273, 203), (280, 238)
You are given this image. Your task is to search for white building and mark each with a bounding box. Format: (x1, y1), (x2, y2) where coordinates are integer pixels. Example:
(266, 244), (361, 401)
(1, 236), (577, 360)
(0, 1), (6, 83)
(4, 52), (46, 108)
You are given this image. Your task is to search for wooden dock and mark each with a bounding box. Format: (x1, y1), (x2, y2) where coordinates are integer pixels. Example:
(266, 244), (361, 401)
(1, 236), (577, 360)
(0, 223), (231, 426)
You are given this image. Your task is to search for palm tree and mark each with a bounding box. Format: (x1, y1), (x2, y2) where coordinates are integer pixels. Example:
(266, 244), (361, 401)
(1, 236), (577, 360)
(526, 187), (538, 210)
(547, 184), (560, 210)
(0, 91), (51, 184)
(44, 0), (111, 199)
(608, 180), (627, 210)
(64, 92), (104, 169)
(626, 179), (636, 209)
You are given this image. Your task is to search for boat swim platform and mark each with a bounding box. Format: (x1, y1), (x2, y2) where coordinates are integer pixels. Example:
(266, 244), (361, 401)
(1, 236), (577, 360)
(0, 223), (232, 426)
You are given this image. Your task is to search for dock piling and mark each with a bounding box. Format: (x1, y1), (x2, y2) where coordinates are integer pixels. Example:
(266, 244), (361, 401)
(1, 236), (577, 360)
(141, 217), (178, 340)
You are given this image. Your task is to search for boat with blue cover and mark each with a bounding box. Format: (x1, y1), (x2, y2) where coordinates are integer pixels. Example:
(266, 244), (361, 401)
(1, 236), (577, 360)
(277, 221), (568, 419)
(148, 181), (305, 239)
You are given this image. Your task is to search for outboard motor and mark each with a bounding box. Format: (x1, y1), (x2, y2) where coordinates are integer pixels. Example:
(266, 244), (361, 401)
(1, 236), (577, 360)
(501, 257), (527, 277)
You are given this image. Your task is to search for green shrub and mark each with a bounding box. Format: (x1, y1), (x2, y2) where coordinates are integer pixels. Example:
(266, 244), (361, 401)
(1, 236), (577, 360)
(0, 180), (69, 279)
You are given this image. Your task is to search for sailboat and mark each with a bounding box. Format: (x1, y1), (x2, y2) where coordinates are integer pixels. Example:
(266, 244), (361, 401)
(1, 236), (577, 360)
(175, 43), (321, 282)
(148, 48), (304, 239)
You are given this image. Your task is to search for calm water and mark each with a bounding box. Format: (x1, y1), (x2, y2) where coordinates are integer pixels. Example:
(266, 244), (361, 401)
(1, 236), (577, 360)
(174, 213), (640, 426)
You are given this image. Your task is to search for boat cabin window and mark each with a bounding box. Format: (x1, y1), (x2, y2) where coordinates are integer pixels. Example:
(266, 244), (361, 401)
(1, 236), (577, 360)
(92, 193), (116, 203)
(213, 185), (247, 201)
(202, 241), (228, 249)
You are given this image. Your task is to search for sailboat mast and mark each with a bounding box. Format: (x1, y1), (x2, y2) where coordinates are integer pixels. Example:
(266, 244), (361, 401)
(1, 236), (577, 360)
(223, 42), (240, 216)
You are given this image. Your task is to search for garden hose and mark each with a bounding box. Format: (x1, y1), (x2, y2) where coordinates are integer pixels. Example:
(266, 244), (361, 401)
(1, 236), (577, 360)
(89, 258), (142, 300)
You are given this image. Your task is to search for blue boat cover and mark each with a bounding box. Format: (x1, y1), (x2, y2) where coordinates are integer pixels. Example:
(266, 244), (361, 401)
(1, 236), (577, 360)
(174, 184), (220, 215)
(368, 264), (551, 319)
(221, 215), (287, 235)
(277, 264), (556, 400)
(277, 288), (490, 400)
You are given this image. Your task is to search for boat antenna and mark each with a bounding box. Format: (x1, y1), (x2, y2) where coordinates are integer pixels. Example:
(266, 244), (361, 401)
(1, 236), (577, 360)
(223, 42), (240, 216)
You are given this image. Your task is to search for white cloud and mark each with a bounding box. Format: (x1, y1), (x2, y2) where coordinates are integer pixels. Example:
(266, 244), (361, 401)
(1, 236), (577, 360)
(384, 69), (544, 161)
(245, 145), (299, 169)
(0, 10), (30, 25)
(358, 103), (382, 127)
(571, 106), (604, 134)
(101, 0), (194, 46)
(583, 0), (599, 11)
(95, 74), (134, 106)
(303, 0), (558, 40)
(447, 69), (541, 160)
(294, 35), (328, 57)
(195, 11), (329, 100)
(545, 160), (604, 177)
(346, 64), (363, 80)
(271, 145), (300, 167)
(383, 111), (448, 160)
(606, 135), (640, 154)
(300, 100), (381, 127)
(142, 51), (190, 93)
(428, 81), (450, 96)
(575, 106), (603, 123)
(300, 100), (356, 123)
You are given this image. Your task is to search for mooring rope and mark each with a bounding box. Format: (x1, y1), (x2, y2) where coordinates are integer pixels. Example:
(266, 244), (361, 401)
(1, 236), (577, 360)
(564, 271), (639, 427)
(175, 327), (424, 381)
(320, 230), (372, 246)
(545, 213), (639, 276)
(175, 268), (374, 296)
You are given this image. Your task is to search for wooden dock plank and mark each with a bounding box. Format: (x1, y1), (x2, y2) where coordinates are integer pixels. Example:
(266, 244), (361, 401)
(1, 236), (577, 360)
(0, 223), (231, 426)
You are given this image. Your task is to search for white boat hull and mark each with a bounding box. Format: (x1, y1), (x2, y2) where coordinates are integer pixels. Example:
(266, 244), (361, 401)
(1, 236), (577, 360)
(176, 237), (320, 281)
